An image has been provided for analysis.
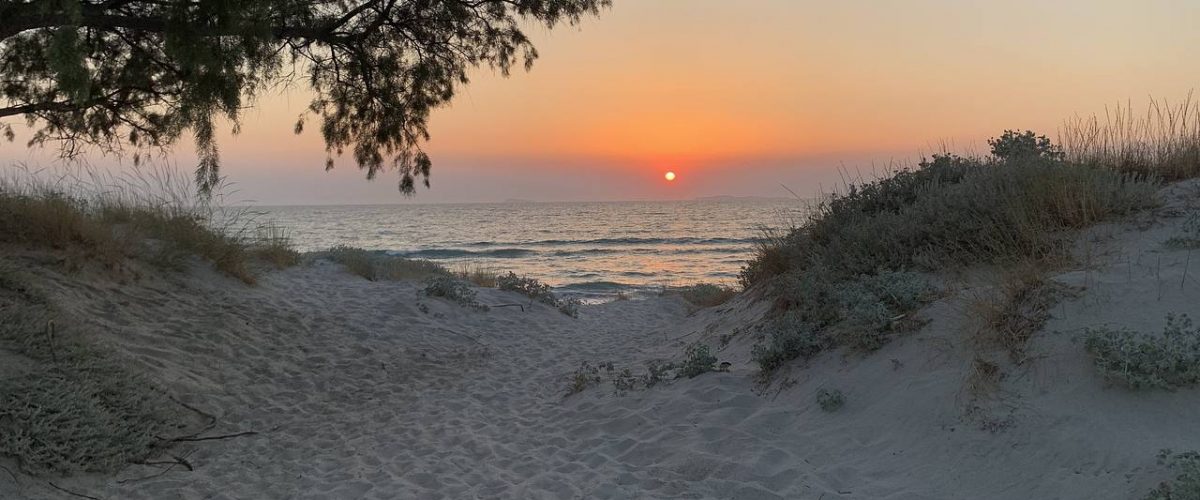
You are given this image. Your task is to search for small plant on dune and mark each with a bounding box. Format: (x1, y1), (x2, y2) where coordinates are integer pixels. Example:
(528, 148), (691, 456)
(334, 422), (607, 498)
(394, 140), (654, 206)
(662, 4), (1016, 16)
(671, 283), (738, 308)
(566, 361), (607, 396)
(973, 268), (1067, 363)
(456, 263), (499, 287)
(752, 312), (826, 373)
(496, 272), (580, 317)
(1165, 213), (1200, 250)
(1145, 450), (1200, 500)
(676, 344), (718, 378)
(816, 388), (845, 412)
(557, 296), (583, 318)
(422, 276), (488, 311)
(642, 361), (675, 389)
(1084, 314), (1200, 390)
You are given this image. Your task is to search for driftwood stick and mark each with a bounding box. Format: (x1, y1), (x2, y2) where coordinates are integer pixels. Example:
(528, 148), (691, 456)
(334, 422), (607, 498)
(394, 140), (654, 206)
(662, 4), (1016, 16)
(488, 303), (526, 312)
(171, 430), (259, 443)
(46, 481), (102, 500)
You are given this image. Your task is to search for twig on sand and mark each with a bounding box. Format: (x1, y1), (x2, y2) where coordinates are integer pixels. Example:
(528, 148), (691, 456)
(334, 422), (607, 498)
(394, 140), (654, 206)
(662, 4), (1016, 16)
(171, 430), (259, 443)
(433, 327), (485, 346)
(488, 303), (526, 312)
(46, 481), (101, 500)
(0, 462), (17, 484)
(119, 453), (195, 484)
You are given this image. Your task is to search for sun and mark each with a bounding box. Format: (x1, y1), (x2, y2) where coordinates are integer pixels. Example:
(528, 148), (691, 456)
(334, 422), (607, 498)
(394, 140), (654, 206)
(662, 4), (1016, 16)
(664, 171), (676, 181)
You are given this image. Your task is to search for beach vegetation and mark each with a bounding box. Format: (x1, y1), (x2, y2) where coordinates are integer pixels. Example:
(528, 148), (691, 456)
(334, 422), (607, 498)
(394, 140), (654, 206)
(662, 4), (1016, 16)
(816, 388), (846, 412)
(677, 344), (718, 378)
(421, 276), (488, 311)
(671, 283), (738, 308)
(1164, 213), (1200, 250)
(0, 170), (295, 284)
(1145, 449), (1200, 500)
(455, 263), (500, 288)
(497, 272), (580, 317)
(323, 246), (449, 281)
(972, 266), (1066, 363)
(1084, 314), (1200, 390)
(0, 271), (176, 474)
(742, 127), (1162, 374)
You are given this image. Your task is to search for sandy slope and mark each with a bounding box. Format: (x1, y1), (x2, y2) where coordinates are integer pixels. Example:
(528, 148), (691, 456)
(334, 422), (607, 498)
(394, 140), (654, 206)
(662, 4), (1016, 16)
(2, 181), (1198, 500)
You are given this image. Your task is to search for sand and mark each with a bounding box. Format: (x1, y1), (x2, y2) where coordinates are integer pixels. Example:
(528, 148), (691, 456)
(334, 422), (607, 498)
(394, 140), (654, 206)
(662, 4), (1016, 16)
(2, 181), (1198, 499)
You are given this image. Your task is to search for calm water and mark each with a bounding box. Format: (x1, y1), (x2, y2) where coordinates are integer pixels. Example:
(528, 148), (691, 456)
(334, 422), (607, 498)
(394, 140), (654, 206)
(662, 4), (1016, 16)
(255, 199), (804, 298)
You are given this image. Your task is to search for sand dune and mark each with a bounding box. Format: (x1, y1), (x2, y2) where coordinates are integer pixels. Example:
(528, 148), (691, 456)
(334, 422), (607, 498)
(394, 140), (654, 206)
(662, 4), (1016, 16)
(2, 182), (1199, 499)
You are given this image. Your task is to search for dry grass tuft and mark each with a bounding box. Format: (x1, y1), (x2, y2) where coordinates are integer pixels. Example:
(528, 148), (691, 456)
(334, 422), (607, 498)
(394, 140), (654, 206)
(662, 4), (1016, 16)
(1062, 93), (1200, 181)
(971, 265), (1069, 363)
(668, 283), (738, 308)
(455, 262), (500, 287)
(0, 167), (297, 283)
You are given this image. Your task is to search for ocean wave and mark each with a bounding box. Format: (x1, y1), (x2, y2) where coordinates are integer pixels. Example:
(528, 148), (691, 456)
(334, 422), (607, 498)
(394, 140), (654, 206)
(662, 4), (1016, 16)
(395, 248), (537, 259)
(465, 236), (759, 247)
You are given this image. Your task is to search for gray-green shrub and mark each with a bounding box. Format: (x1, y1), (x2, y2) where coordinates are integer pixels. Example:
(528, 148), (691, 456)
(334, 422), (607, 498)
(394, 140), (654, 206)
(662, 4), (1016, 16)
(0, 272), (175, 474)
(817, 388), (845, 412)
(422, 276), (487, 311)
(324, 246), (449, 281)
(497, 272), (580, 317)
(1145, 450), (1200, 500)
(1084, 314), (1200, 390)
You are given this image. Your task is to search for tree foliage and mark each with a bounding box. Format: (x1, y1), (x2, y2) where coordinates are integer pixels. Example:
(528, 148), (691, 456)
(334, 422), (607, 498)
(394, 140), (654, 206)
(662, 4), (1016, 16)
(0, 0), (609, 194)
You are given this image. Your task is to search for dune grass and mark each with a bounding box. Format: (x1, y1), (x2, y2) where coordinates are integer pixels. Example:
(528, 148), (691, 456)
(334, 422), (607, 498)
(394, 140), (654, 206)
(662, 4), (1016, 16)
(1084, 314), (1200, 390)
(742, 129), (1164, 374)
(0, 168), (298, 283)
(0, 270), (176, 474)
(1061, 94), (1200, 181)
(666, 283), (738, 308)
(320, 245), (450, 281)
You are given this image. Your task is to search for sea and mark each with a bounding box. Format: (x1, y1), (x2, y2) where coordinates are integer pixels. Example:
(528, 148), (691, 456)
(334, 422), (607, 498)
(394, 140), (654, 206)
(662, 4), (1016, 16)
(253, 199), (805, 299)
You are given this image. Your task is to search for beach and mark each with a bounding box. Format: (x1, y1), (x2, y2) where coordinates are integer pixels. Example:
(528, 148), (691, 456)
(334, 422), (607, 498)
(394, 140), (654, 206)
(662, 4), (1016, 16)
(2, 180), (1197, 499)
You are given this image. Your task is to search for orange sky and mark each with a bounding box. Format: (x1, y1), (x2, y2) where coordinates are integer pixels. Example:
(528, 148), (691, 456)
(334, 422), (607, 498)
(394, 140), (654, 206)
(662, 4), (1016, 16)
(5, 0), (1200, 204)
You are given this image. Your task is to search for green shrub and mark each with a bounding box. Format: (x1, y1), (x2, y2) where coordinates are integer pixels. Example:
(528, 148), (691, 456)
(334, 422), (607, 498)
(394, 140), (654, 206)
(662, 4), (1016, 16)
(817, 388), (845, 412)
(1084, 314), (1200, 390)
(1146, 450), (1200, 500)
(677, 344), (718, 378)
(422, 276), (487, 311)
(989, 130), (1064, 161)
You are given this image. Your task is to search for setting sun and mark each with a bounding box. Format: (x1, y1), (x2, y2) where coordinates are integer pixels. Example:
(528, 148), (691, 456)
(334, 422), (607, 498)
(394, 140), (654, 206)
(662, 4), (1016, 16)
(664, 171), (676, 181)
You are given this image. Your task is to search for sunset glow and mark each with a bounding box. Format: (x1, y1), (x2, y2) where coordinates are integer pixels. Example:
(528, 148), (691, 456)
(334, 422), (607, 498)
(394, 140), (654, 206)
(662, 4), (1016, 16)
(5, 0), (1200, 205)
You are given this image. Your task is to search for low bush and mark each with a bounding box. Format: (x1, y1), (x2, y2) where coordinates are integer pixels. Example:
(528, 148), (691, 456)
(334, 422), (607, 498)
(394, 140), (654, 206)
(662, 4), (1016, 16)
(1084, 314), (1200, 390)
(421, 276), (487, 311)
(1146, 450), (1200, 500)
(752, 312), (826, 373)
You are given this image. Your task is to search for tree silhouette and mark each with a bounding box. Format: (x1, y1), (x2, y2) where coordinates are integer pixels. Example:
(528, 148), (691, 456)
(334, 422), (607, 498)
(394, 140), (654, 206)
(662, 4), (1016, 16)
(0, 0), (608, 194)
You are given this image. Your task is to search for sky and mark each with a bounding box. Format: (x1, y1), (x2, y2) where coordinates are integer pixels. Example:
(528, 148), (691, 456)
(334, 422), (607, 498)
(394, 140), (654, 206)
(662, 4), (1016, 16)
(5, 0), (1200, 204)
